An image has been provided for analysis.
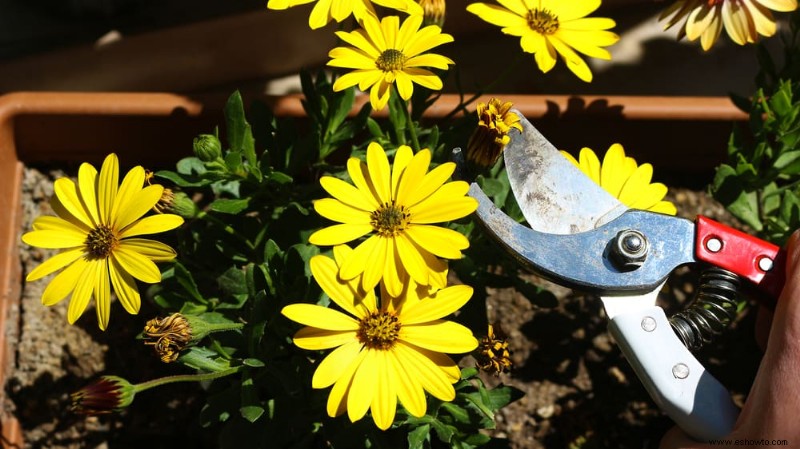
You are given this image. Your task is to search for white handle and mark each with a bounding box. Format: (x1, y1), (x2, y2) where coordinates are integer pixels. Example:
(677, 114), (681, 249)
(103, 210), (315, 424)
(608, 306), (739, 441)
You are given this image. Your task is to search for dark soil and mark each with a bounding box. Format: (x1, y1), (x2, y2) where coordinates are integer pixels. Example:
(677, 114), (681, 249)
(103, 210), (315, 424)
(5, 168), (765, 449)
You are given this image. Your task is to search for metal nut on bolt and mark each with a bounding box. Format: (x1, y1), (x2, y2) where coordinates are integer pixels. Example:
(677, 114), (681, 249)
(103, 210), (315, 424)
(611, 229), (649, 270)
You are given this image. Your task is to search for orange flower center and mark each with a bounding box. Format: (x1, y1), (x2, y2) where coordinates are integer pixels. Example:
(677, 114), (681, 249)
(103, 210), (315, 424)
(526, 8), (559, 35)
(357, 311), (401, 350)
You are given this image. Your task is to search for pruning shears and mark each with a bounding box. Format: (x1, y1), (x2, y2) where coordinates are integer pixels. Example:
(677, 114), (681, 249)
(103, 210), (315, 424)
(462, 110), (787, 441)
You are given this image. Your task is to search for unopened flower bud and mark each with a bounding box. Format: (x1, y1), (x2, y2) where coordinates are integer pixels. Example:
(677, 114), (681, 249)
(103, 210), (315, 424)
(71, 375), (136, 414)
(163, 191), (199, 219)
(193, 134), (222, 162)
(419, 0), (445, 28)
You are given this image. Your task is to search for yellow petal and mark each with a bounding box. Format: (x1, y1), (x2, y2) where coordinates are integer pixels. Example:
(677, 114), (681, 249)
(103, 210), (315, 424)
(347, 349), (378, 423)
(77, 162), (100, 226)
(391, 146), (415, 200)
(366, 143), (392, 204)
(404, 225), (468, 259)
(599, 143), (629, 197)
(293, 327), (359, 351)
(112, 246), (162, 283)
(314, 198), (371, 224)
(339, 235), (380, 281)
(41, 256), (88, 306)
(109, 256), (141, 314)
(410, 184), (477, 224)
(395, 233), (431, 286)
(401, 321), (479, 353)
(22, 229), (86, 249)
(400, 284), (473, 324)
(94, 259), (111, 330)
(360, 235), (388, 292)
(98, 153), (119, 225)
(618, 163), (654, 206)
(26, 247), (84, 281)
(382, 241), (405, 298)
(394, 342), (456, 400)
(312, 341), (364, 388)
(118, 238), (177, 263)
(308, 224), (373, 246)
(370, 350), (397, 430)
(114, 183), (164, 231)
(67, 259), (102, 325)
(320, 176), (378, 211)
(53, 178), (93, 230)
(395, 149), (432, 206)
(282, 303), (359, 330)
(327, 349), (367, 418)
(310, 254), (372, 319)
(578, 147), (601, 183)
(119, 214), (184, 239)
(387, 349), (426, 417)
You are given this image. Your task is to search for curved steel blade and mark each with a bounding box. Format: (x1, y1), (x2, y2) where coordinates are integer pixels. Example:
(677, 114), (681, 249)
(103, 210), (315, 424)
(505, 109), (627, 234)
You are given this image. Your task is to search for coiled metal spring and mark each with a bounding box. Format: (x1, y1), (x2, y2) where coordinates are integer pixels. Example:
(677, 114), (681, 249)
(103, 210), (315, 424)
(669, 267), (741, 352)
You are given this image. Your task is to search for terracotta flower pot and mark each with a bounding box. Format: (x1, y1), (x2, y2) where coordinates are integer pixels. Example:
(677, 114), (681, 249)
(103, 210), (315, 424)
(0, 91), (746, 448)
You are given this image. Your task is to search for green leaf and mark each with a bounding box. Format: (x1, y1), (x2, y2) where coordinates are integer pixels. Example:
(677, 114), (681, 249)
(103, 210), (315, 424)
(240, 371), (265, 423)
(225, 151), (243, 173)
(408, 423), (430, 449)
(243, 358), (266, 368)
(179, 347), (232, 372)
(210, 198), (250, 214)
(218, 266), (248, 296)
(155, 169), (211, 187)
(441, 403), (471, 424)
(173, 262), (206, 303)
(267, 171), (294, 184)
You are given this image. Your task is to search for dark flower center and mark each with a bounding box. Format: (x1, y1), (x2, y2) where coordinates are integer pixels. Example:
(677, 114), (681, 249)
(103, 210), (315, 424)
(376, 49), (407, 72)
(370, 201), (411, 237)
(85, 225), (119, 259)
(526, 8), (559, 35)
(357, 311), (401, 350)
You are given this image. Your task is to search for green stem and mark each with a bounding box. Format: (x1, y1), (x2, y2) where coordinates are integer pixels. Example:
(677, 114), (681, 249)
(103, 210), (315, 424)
(397, 86), (420, 151)
(133, 366), (243, 394)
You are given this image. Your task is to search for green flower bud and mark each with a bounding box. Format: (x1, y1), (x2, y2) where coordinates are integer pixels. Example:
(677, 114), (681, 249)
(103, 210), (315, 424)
(193, 134), (222, 162)
(166, 191), (199, 219)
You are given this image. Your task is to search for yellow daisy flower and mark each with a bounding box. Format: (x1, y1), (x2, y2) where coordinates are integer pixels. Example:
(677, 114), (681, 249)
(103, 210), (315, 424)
(282, 248), (478, 430)
(560, 144), (677, 215)
(466, 98), (523, 168)
(660, 0), (797, 50)
(328, 14), (454, 111)
(466, 0), (619, 82)
(267, 0), (422, 30)
(21, 154), (184, 330)
(308, 142), (477, 297)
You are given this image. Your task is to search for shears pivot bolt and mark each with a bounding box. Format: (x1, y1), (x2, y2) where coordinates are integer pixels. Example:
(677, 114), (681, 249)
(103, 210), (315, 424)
(611, 229), (649, 270)
(672, 363), (690, 379)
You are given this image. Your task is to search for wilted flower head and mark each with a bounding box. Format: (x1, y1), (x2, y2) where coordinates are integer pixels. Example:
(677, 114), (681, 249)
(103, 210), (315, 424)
(466, 98), (523, 168)
(143, 313), (244, 362)
(660, 0), (798, 50)
(476, 324), (512, 375)
(143, 313), (193, 363)
(71, 375), (136, 415)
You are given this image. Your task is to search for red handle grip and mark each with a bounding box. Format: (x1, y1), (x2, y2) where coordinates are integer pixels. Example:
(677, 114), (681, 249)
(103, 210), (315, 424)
(695, 216), (786, 307)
